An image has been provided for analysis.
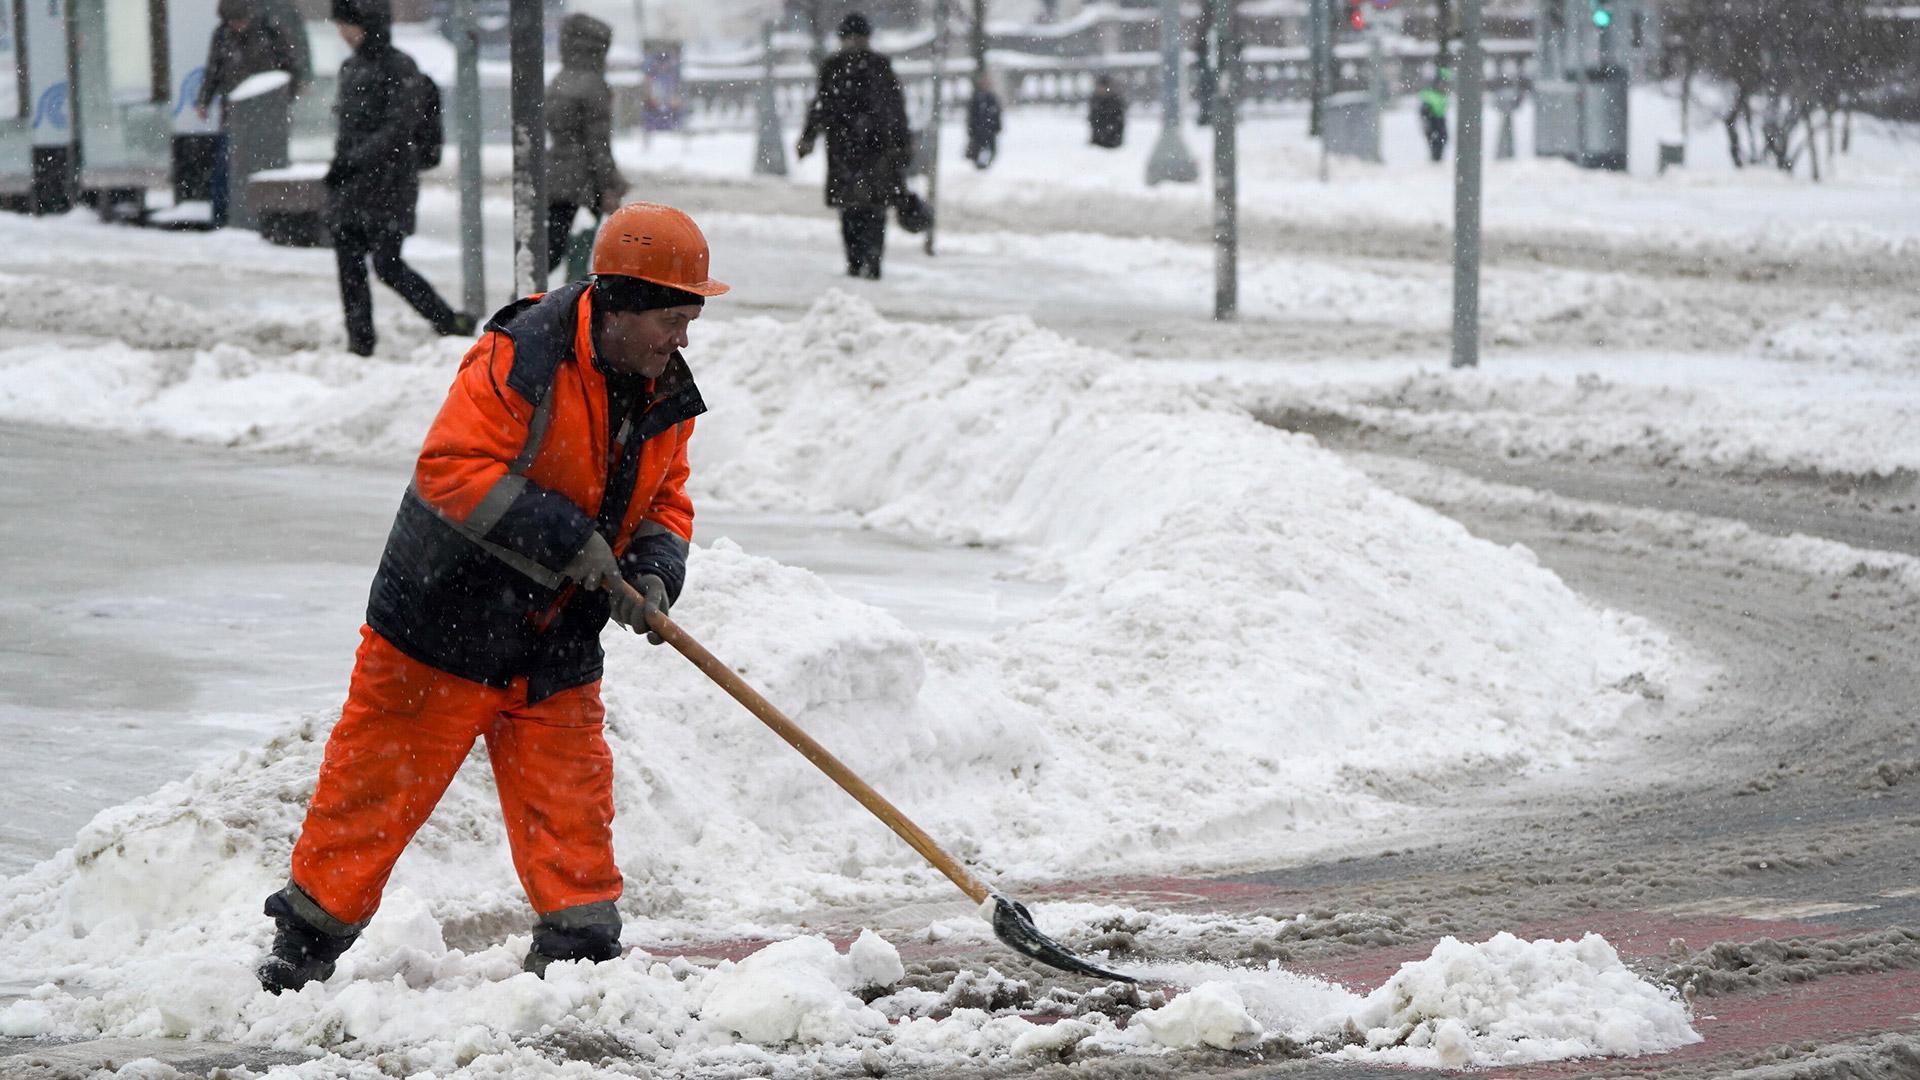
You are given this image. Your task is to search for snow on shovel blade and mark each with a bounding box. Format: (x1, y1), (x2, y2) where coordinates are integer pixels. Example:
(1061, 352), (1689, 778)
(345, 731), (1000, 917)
(991, 893), (1136, 983)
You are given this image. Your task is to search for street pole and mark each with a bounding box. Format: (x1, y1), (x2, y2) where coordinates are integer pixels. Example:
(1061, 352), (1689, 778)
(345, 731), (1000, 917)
(1145, 0), (1198, 185)
(509, 0), (546, 295)
(1574, 0), (1588, 165)
(753, 17), (788, 175)
(1210, 0), (1237, 320)
(1449, 0), (1483, 368)
(970, 0), (987, 72)
(451, 0), (485, 313)
(1305, 0), (1320, 134)
(925, 0), (950, 255)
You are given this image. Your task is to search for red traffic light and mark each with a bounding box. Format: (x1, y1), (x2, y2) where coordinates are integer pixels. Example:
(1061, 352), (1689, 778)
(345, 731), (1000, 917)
(1348, 0), (1366, 29)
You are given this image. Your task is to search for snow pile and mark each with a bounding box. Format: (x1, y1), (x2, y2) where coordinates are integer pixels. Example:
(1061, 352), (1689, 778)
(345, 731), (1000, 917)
(0, 922), (1694, 1074)
(1357, 453), (1920, 597)
(1132, 981), (1265, 1050)
(1342, 932), (1701, 1068)
(0, 294), (1676, 927)
(0, 336), (457, 456)
(1249, 357), (1920, 480)
(0, 295), (1687, 1071)
(698, 933), (899, 1044)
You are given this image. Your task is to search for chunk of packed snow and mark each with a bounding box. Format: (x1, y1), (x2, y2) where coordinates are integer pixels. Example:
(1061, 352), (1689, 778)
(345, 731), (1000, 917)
(699, 936), (888, 1045)
(1134, 981), (1265, 1050)
(1343, 932), (1702, 1068)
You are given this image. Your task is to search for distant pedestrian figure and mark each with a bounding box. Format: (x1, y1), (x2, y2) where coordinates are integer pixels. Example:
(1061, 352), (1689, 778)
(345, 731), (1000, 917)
(1418, 75), (1451, 163)
(195, 0), (303, 227)
(325, 0), (470, 356)
(545, 13), (629, 275)
(965, 72), (1002, 170)
(797, 12), (911, 280)
(1088, 74), (1126, 149)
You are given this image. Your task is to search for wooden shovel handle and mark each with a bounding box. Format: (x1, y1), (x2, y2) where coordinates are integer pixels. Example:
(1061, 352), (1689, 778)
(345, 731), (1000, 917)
(618, 582), (990, 906)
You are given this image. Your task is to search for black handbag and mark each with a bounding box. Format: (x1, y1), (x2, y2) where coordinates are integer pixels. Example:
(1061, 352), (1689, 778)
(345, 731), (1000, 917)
(892, 190), (933, 234)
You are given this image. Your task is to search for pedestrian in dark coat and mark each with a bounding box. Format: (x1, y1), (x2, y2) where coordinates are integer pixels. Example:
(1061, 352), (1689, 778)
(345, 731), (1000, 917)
(1088, 74), (1126, 149)
(545, 13), (629, 275)
(196, 0), (302, 115)
(195, 0), (302, 227)
(326, 0), (468, 355)
(796, 12), (911, 280)
(965, 72), (1002, 170)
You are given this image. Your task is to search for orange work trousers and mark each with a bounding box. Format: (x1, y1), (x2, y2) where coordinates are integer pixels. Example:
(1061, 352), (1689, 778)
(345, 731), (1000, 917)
(290, 626), (622, 927)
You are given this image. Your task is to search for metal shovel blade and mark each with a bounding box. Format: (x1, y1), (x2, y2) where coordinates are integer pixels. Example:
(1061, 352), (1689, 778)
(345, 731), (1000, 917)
(990, 893), (1136, 983)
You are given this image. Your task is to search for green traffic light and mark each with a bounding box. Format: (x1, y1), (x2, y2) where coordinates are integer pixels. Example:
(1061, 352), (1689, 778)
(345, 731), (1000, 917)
(1592, 8), (1612, 26)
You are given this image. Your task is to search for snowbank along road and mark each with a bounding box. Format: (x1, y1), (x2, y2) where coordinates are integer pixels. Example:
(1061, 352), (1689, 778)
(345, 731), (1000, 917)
(2, 106), (1919, 1079)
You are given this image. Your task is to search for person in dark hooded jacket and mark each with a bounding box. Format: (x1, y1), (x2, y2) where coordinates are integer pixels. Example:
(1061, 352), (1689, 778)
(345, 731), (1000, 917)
(1088, 73), (1126, 149)
(326, 0), (470, 355)
(545, 13), (629, 275)
(796, 12), (910, 279)
(195, 0), (303, 227)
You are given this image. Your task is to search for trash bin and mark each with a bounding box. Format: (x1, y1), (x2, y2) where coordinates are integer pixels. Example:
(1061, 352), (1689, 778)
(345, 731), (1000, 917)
(225, 71), (294, 229)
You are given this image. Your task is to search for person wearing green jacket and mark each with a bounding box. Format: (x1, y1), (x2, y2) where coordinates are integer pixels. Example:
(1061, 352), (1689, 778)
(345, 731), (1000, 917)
(1418, 71), (1450, 163)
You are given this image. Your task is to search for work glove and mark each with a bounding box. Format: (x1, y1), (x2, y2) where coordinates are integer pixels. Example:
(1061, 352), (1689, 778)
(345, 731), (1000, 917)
(609, 573), (671, 645)
(562, 532), (621, 591)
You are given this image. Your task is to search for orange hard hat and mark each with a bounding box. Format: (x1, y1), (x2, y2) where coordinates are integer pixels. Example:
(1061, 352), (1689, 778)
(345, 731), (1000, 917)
(591, 202), (730, 297)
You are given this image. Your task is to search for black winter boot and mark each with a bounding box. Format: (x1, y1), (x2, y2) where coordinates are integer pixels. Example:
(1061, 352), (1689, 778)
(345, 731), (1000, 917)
(523, 902), (622, 977)
(257, 887), (359, 994)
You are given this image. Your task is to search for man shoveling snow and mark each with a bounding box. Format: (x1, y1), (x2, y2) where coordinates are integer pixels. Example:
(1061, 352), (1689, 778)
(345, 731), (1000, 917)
(255, 202), (728, 993)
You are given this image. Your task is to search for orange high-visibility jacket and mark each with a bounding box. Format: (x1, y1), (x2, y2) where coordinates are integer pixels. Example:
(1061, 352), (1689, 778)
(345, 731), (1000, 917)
(366, 280), (704, 701)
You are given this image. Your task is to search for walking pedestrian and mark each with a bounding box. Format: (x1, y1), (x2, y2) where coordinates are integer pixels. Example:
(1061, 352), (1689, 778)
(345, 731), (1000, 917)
(254, 202), (728, 994)
(1419, 73), (1451, 163)
(194, 0), (303, 228)
(964, 72), (1002, 170)
(796, 12), (911, 280)
(1088, 73), (1126, 149)
(546, 13), (629, 275)
(325, 0), (470, 356)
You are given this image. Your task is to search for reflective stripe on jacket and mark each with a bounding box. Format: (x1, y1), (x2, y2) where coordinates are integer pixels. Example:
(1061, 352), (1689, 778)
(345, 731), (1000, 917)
(366, 280), (704, 701)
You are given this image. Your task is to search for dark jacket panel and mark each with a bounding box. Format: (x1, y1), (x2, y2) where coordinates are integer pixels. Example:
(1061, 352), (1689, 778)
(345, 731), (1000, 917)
(367, 283), (703, 702)
(801, 47), (911, 209)
(547, 14), (628, 209)
(326, 4), (425, 237)
(198, 0), (303, 113)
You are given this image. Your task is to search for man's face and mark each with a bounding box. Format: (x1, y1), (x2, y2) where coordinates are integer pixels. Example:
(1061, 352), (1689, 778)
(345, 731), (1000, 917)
(228, 15), (253, 30)
(334, 21), (364, 47)
(598, 304), (701, 379)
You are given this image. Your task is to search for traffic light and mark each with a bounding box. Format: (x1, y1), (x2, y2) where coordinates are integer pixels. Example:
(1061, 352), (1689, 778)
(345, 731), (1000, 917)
(1347, 0), (1366, 30)
(1590, 0), (1613, 28)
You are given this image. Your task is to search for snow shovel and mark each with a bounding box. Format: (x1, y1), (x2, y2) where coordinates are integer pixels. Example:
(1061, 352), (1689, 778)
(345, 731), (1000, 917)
(622, 588), (1136, 984)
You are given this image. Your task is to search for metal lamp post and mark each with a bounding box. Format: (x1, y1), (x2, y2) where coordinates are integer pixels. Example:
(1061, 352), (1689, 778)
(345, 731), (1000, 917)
(509, 0), (546, 295)
(1450, 0), (1484, 368)
(753, 16), (788, 175)
(1145, 0), (1197, 185)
